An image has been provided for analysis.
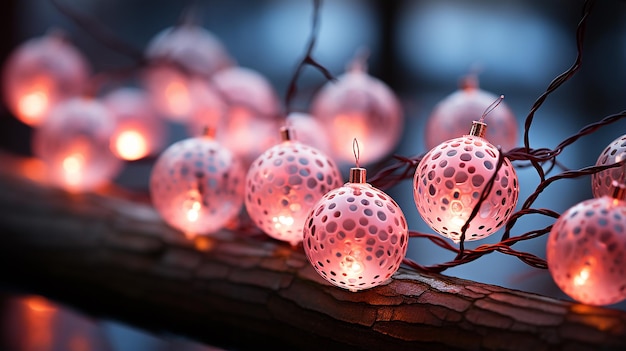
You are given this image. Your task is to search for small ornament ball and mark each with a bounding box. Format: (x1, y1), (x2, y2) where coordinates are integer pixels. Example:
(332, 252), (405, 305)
(245, 127), (342, 246)
(150, 131), (245, 236)
(546, 191), (626, 306)
(32, 97), (122, 192)
(413, 123), (519, 242)
(303, 165), (409, 292)
(591, 133), (626, 198)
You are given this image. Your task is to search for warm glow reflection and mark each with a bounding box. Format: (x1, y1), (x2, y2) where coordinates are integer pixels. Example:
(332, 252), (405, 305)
(114, 130), (148, 160)
(574, 267), (590, 286)
(272, 215), (294, 229)
(18, 90), (49, 124)
(62, 153), (85, 186)
(165, 80), (191, 116)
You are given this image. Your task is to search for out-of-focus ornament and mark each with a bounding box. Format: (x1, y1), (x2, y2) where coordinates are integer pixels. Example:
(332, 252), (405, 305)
(310, 52), (403, 166)
(546, 181), (626, 306)
(2, 30), (90, 126)
(413, 100), (519, 243)
(245, 127), (342, 247)
(592, 134), (626, 198)
(424, 75), (518, 152)
(150, 128), (245, 237)
(32, 97), (122, 192)
(143, 24), (233, 121)
(102, 87), (167, 161)
(303, 141), (409, 291)
(285, 111), (332, 156)
(209, 66), (282, 166)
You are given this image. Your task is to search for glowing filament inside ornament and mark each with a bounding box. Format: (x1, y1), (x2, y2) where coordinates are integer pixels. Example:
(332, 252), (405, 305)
(114, 130), (149, 161)
(62, 153), (84, 187)
(183, 191), (202, 223)
(574, 267), (590, 287)
(340, 252), (365, 277)
(18, 90), (49, 124)
(272, 215), (294, 230)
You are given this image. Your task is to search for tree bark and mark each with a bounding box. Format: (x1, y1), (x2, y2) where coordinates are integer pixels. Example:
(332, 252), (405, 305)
(0, 153), (625, 351)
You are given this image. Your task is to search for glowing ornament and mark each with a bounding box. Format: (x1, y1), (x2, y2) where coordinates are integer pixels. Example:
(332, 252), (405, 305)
(591, 133), (626, 198)
(303, 142), (409, 291)
(424, 75), (518, 152)
(245, 127), (342, 246)
(546, 182), (626, 306)
(413, 113), (519, 243)
(2, 30), (90, 126)
(209, 66), (282, 166)
(310, 54), (403, 166)
(150, 128), (245, 237)
(102, 87), (167, 161)
(143, 24), (233, 121)
(31, 97), (122, 192)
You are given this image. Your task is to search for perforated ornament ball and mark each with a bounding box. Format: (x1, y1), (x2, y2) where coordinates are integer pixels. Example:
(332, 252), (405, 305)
(150, 129), (245, 237)
(413, 120), (519, 243)
(546, 183), (626, 306)
(591, 133), (626, 198)
(303, 161), (409, 292)
(245, 127), (342, 247)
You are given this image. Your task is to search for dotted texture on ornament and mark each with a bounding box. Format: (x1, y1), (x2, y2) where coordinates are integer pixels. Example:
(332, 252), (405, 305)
(150, 137), (245, 236)
(592, 134), (626, 198)
(245, 141), (342, 246)
(414, 136), (519, 242)
(303, 183), (408, 291)
(546, 196), (626, 306)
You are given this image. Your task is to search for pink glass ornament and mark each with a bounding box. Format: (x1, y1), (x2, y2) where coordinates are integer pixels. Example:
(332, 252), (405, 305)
(424, 76), (518, 152)
(546, 185), (626, 306)
(150, 130), (245, 237)
(413, 122), (519, 242)
(102, 87), (167, 161)
(285, 112), (332, 156)
(143, 24), (233, 121)
(32, 97), (122, 192)
(310, 56), (403, 166)
(592, 134), (626, 198)
(303, 165), (409, 292)
(2, 31), (90, 126)
(245, 127), (342, 246)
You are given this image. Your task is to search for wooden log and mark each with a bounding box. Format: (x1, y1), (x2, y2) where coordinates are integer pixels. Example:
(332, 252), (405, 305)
(0, 153), (625, 351)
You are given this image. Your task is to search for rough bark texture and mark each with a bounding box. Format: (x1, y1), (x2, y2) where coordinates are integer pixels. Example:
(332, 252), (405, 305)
(0, 154), (625, 351)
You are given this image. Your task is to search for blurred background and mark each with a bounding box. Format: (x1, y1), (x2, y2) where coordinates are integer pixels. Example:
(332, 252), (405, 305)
(1, 0), (626, 349)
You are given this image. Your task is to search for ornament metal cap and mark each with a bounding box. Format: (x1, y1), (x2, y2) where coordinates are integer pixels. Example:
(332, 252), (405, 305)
(349, 167), (367, 183)
(202, 126), (216, 139)
(610, 180), (626, 200)
(280, 125), (294, 141)
(469, 120), (487, 138)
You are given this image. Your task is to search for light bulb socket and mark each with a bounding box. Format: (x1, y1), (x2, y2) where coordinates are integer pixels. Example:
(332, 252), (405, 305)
(349, 167), (367, 183)
(280, 126), (294, 141)
(610, 180), (626, 200)
(469, 121), (487, 138)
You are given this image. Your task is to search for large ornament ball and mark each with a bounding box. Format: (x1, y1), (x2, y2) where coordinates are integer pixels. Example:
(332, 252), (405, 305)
(245, 140), (342, 246)
(546, 196), (626, 306)
(2, 31), (90, 126)
(413, 135), (519, 242)
(32, 98), (122, 192)
(150, 136), (245, 236)
(425, 85), (518, 152)
(303, 182), (409, 291)
(310, 67), (403, 166)
(592, 134), (626, 198)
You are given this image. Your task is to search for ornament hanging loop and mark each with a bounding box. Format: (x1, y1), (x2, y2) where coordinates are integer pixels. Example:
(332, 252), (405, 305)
(353, 138), (360, 168)
(479, 94), (505, 123)
(350, 138), (367, 184)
